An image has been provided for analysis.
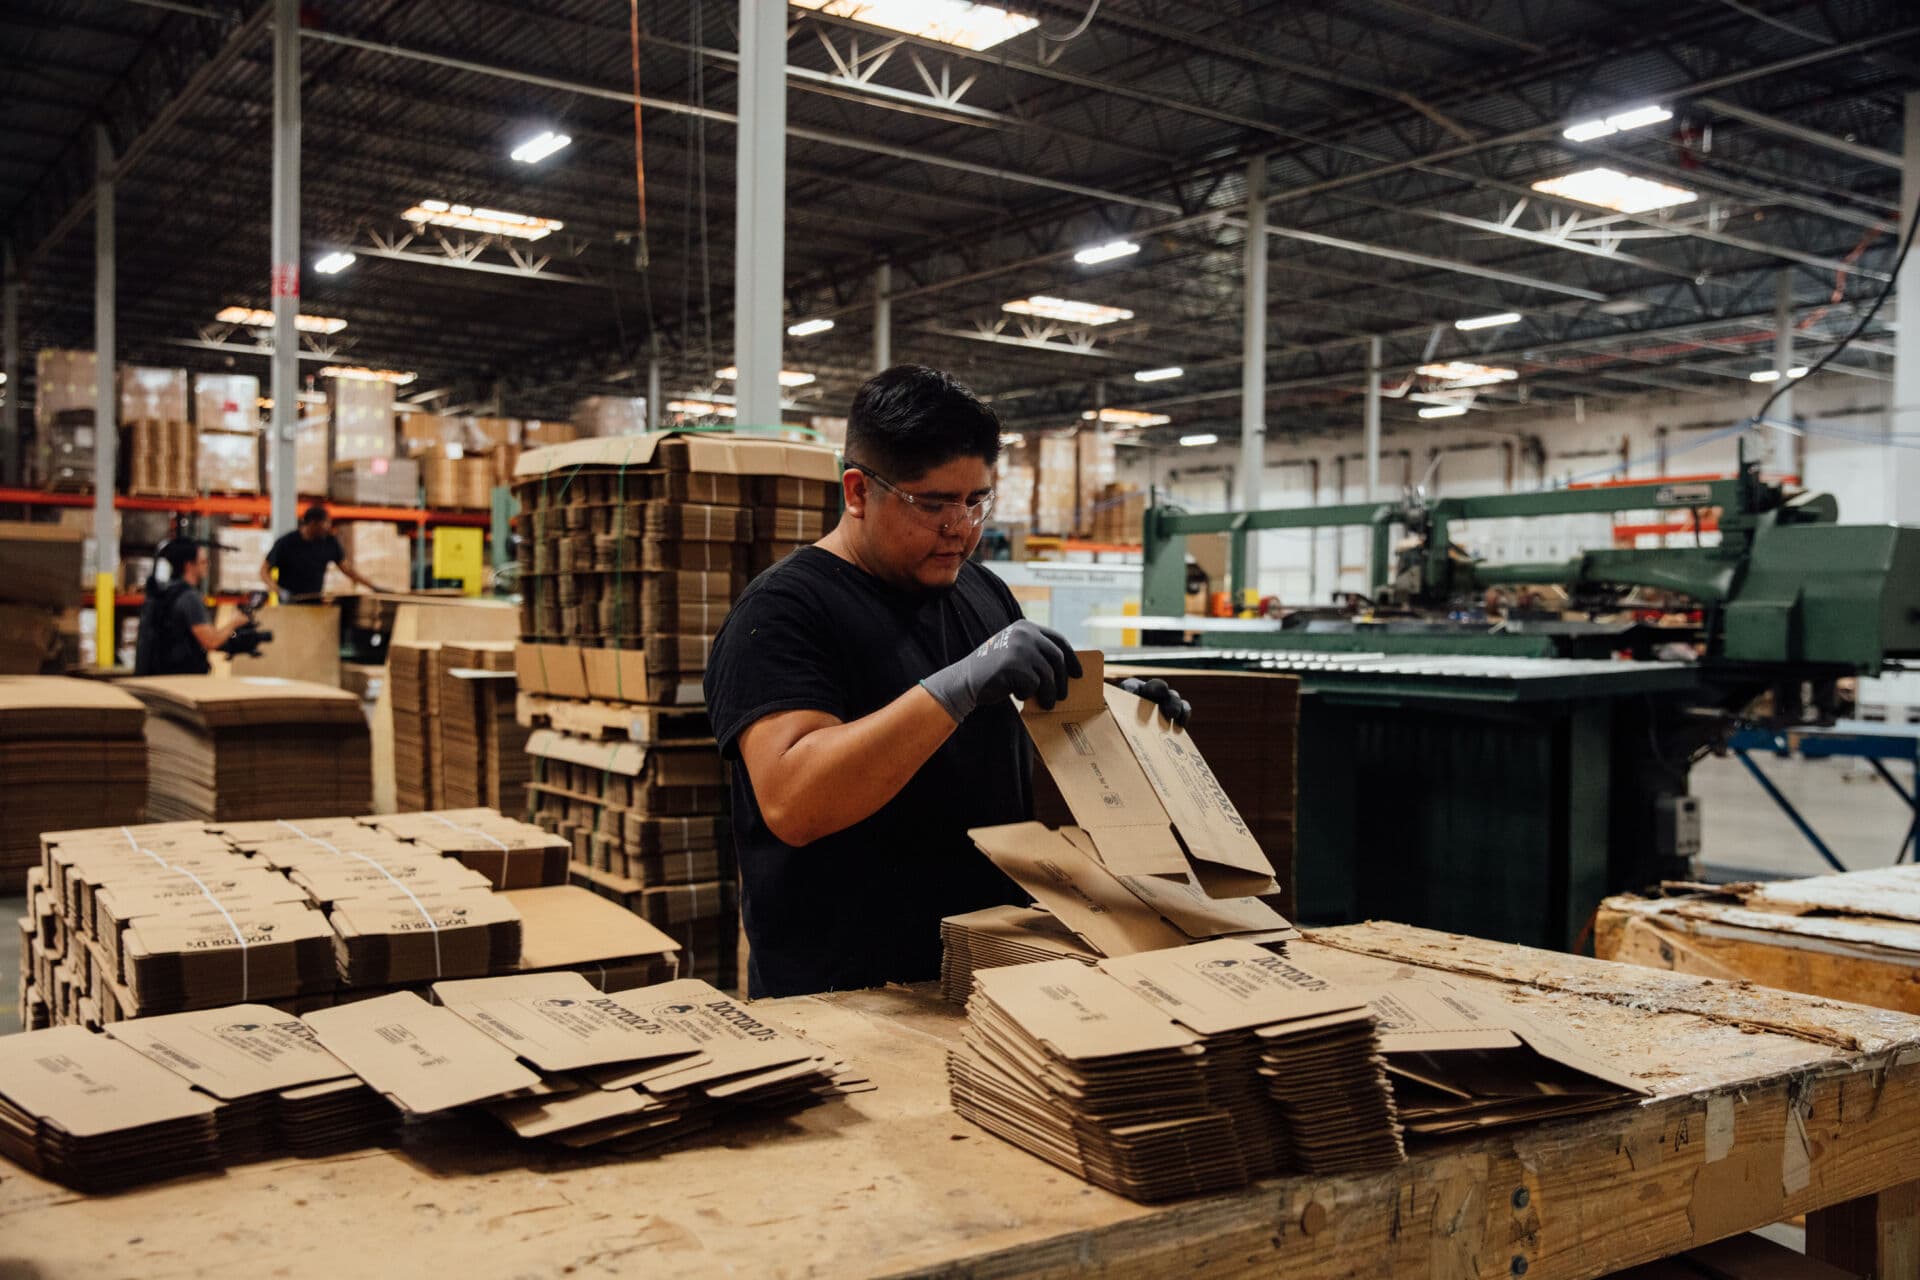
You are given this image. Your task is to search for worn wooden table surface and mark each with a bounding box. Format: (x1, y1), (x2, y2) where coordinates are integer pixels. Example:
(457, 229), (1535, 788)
(3, 922), (1918, 1279)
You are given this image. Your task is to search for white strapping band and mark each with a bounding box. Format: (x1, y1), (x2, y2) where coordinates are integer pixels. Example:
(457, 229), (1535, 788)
(280, 820), (444, 977)
(428, 814), (515, 889)
(122, 827), (250, 1000)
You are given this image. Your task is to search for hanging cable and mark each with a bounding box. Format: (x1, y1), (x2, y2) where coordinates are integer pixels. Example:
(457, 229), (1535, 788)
(1038, 0), (1101, 43)
(1750, 212), (1918, 426)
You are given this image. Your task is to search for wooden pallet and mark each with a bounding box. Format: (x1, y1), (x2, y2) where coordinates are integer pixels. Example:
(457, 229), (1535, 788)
(515, 691), (713, 744)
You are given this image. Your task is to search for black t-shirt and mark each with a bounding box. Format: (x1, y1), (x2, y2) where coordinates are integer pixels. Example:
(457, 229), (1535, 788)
(267, 530), (344, 597)
(135, 581), (212, 675)
(705, 547), (1032, 997)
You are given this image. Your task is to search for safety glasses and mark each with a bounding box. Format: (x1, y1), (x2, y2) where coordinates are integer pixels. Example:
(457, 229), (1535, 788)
(853, 466), (996, 533)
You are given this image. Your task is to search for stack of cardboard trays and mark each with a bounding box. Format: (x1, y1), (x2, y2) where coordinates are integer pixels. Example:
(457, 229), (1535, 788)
(750, 473), (840, 573)
(0, 1025), (222, 1192)
(389, 641), (438, 810)
(120, 676), (372, 821)
(938, 905), (1098, 1005)
(367, 809), (569, 891)
(952, 941), (1404, 1202)
(0, 677), (148, 891)
(435, 642), (530, 814)
(121, 418), (197, 497)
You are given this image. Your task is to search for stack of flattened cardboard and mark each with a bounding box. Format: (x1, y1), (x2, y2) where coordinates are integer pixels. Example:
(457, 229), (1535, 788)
(0, 1025), (223, 1192)
(105, 1005), (397, 1160)
(435, 643), (530, 814)
(749, 472), (840, 574)
(121, 419), (197, 497)
(502, 885), (680, 992)
(368, 809), (570, 890)
(388, 641), (438, 811)
(938, 905), (1098, 1005)
(0, 677), (148, 891)
(120, 677), (372, 821)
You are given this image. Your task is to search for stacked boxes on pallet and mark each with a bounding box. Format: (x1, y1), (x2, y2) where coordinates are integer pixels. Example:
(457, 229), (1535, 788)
(513, 431), (841, 989)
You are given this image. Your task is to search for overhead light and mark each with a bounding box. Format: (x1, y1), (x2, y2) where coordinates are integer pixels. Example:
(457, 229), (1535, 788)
(1749, 367), (1808, 383)
(1003, 296), (1134, 326)
(1598, 298), (1651, 316)
(715, 366), (817, 387)
(314, 251), (356, 275)
(999, 433), (1025, 446)
(215, 306), (347, 335)
(510, 131), (572, 164)
(1082, 407), (1171, 428)
(1134, 366), (1184, 382)
(403, 199), (564, 241)
(1455, 312), (1520, 332)
(1561, 104), (1672, 143)
(1417, 360), (1518, 388)
(668, 399), (737, 417)
(786, 318), (835, 337)
(788, 0), (1037, 51)
(1073, 240), (1139, 266)
(1179, 433), (1219, 447)
(1531, 167), (1696, 214)
(319, 365), (417, 385)
(1419, 405), (1469, 419)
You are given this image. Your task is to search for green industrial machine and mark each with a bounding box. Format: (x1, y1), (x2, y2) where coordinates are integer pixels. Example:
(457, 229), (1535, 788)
(1133, 440), (1920, 951)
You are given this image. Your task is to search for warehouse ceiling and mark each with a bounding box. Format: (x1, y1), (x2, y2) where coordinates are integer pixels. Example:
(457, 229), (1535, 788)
(3, 0), (1916, 446)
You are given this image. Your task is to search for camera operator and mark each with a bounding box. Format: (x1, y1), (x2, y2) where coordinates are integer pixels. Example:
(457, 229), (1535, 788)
(133, 539), (244, 676)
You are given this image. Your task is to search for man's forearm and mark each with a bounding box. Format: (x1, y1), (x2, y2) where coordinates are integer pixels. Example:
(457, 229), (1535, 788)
(758, 687), (959, 846)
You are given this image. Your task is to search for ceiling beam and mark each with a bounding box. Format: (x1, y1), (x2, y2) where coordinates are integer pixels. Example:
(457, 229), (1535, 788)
(1699, 96), (1904, 170)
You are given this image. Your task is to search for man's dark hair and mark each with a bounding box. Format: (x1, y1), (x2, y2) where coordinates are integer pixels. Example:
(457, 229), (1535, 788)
(845, 365), (1002, 481)
(157, 539), (201, 576)
(301, 503), (330, 526)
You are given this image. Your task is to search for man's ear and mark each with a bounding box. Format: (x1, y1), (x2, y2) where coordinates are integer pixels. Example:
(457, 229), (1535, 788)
(840, 469), (870, 519)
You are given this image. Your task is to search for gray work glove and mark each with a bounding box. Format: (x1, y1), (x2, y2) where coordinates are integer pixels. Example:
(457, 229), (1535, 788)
(1120, 676), (1192, 728)
(921, 620), (1082, 722)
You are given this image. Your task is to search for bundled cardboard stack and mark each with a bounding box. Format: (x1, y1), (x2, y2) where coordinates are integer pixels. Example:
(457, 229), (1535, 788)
(513, 431), (842, 989)
(193, 374), (259, 433)
(120, 677), (372, 822)
(434, 642), (529, 813)
(1085, 483), (1145, 544)
(197, 430), (260, 494)
(334, 521), (412, 593)
(389, 641), (439, 810)
(0, 678), (148, 891)
(330, 457), (420, 506)
(419, 449), (493, 509)
(950, 942), (1404, 1202)
(121, 419), (197, 497)
(33, 351), (97, 491)
(1032, 433), (1077, 534)
(369, 809), (569, 891)
(938, 904), (1097, 1004)
(120, 366), (190, 424)
(1073, 429), (1116, 536)
(0, 524), (86, 674)
(327, 377), (395, 464)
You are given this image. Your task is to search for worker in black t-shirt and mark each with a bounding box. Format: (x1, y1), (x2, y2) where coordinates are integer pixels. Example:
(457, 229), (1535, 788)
(263, 503), (384, 600)
(133, 540), (246, 675)
(705, 366), (1191, 997)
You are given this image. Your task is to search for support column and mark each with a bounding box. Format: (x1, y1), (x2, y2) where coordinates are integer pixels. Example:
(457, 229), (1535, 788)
(645, 339), (662, 431)
(733, 0), (786, 429)
(1891, 90), (1920, 524)
(1238, 156), (1268, 596)
(1772, 268), (1796, 426)
(1364, 334), (1383, 590)
(93, 125), (118, 667)
(873, 261), (891, 372)
(267, 0), (300, 535)
(2, 245), (18, 487)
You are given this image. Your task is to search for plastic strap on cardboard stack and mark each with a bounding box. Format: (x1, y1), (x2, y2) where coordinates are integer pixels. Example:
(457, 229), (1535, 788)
(121, 826), (251, 1001)
(278, 819), (444, 978)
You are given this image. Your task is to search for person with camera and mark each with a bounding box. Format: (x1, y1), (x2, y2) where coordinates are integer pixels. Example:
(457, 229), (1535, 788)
(132, 539), (248, 676)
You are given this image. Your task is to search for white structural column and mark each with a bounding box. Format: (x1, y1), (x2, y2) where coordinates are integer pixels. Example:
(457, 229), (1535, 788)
(2, 245), (18, 486)
(646, 341), (662, 431)
(1238, 156), (1268, 590)
(267, 0), (300, 534)
(873, 262), (892, 372)
(733, 0), (787, 428)
(1364, 333), (1383, 591)
(1773, 269), (1795, 423)
(1892, 90), (1920, 524)
(93, 125), (118, 638)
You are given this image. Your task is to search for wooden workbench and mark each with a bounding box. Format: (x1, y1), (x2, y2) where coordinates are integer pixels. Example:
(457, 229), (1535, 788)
(3, 922), (1918, 1279)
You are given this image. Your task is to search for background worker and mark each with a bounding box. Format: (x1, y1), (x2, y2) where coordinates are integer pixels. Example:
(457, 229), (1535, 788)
(706, 365), (1190, 998)
(133, 539), (245, 676)
(262, 503), (384, 600)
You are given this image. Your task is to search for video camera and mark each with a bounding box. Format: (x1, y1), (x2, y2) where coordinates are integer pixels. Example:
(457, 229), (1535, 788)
(218, 589), (275, 659)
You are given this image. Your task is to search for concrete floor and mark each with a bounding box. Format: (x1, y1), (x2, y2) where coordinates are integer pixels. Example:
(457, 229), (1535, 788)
(0, 758), (1910, 1040)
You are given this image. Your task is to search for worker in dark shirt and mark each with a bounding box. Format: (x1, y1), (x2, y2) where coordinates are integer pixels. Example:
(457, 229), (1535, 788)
(262, 503), (384, 600)
(705, 366), (1190, 997)
(133, 540), (245, 676)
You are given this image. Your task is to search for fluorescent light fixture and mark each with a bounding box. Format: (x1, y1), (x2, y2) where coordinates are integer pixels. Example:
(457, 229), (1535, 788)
(1419, 405), (1469, 419)
(318, 365), (417, 385)
(510, 131), (572, 164)
(786, 318), (835, 337)
(1749, 367), (1808, 383)
(1073, 239), (1139, 266)
(1082, 407), (1171, 428)
(1003, 295), (1134, 326)
(402, 199), (564, 241)
(1179, 433), (1219, 447)
(215, 306), (347, 335)
(1417, 360), (1519, 388)
(1454, 311), (1520, 332)
(1562, 104), (1672, 143)
(999, 433), (1025, 446)
(715, 366), (817, 388)
(668, 399), (737, 417)
(1531, 167), (1696, 214)
(314, 251), (356, 275)
(1133, 366), (1184, 382)
(788, 0), (1037, 51)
